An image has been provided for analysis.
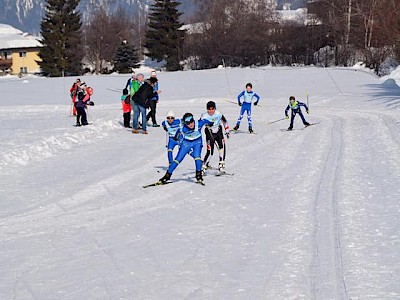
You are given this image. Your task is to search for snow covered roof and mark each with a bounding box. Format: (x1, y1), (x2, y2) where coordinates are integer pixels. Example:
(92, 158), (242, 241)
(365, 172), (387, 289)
(0, 23), (41, 50)
(277, 8), (308, 25)
(180, 22), (207, 35)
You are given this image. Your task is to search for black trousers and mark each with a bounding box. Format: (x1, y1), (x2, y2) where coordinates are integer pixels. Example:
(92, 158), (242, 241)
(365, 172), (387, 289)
(146, 100), (157, 125)
(76, 107), (88, 125)
(203, 126), (226, 165)
(123, 112), (131, 127)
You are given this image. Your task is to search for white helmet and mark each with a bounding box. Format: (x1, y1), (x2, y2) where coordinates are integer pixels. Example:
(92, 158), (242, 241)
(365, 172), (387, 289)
(166, 110), (175, 118)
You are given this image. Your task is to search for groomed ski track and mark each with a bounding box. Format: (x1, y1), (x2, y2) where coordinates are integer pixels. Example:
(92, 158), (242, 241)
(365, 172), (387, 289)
(0, 67), (399, 299)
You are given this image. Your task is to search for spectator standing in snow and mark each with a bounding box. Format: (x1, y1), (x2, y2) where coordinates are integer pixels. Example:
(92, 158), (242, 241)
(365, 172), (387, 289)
(75, 82), (93, 126)
(284, 96), (310, 130)
(233, 83), (260, 133)
(130, 73), (145, 128)
(131, 77), (160, 134)
(69, 78), (81, 116)
(125, 72), (136, 90)
(121, 88), (131, 128)
(146, 70), (161, 127)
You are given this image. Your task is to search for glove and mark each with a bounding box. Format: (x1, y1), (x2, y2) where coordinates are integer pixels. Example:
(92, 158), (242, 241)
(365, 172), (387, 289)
(254, 102), (258, 106)
(285, 115), (289, 119)
(306, 110), (310, 114)
(238, 102), (242, 106)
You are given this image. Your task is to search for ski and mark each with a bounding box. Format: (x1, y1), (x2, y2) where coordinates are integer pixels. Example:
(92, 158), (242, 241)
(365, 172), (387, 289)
(196, 180), (205, 186)
(232, 129), (257, 134)
(215, 172), (234, 177)
(299, 122), (320, 130)
(143, 181), (172, 188)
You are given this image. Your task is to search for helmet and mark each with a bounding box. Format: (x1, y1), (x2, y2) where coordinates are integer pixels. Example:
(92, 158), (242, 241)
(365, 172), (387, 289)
(182, 112), (194, 125)
(206, 101), (216, 110)
(289, 96), (295, 101)
(166, 110), (175, 118)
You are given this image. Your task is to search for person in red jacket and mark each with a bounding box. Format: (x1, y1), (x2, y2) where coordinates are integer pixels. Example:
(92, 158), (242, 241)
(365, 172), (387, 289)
(121, 88), (132, 128)
(69, 78), (81, 116)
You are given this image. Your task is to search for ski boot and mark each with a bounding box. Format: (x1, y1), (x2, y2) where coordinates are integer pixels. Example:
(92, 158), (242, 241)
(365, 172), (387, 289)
(249, 126), (254, 134)
(233, 124), (239, 131)
(75, 122), (81, 127)
(218, 161), (226, 173)
(287, 127), (293, 131)
(195, 170), (204, 184)
(159, 171), (172, 183)
(201, 162), (210, 176)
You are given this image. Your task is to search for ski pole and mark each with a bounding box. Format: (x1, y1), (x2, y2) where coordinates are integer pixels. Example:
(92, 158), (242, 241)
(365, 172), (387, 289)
(307, 92), (309, 109)
(107, 88), (123, 93)
(225, 99), (238, 105)
(266, 117), (286, 125)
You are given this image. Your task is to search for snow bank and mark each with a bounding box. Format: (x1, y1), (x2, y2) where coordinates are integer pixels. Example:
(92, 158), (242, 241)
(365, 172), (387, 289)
(0, 118), (120, 169)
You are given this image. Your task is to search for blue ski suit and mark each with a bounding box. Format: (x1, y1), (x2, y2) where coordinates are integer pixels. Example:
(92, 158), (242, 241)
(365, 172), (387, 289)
(162, 118), (182, 164)
(236, 90), (260, 128)
(167, 119), (212, 174)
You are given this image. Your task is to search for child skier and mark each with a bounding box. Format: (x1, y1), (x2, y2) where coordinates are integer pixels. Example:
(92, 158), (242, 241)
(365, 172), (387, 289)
(200, 101), (230, 174)
(284, 96), (310, 130)
(233, 83), (260, 133)
(121, 88), (131, 128)
(162, 110), (182, 165)
(159, 112), (213, 185)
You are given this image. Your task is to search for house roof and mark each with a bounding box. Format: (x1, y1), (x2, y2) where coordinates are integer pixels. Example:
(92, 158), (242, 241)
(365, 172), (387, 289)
(0, 23), (41, 50)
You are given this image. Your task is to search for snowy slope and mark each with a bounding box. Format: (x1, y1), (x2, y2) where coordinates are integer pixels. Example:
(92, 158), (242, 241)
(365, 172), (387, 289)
(0, 67), (399, 299)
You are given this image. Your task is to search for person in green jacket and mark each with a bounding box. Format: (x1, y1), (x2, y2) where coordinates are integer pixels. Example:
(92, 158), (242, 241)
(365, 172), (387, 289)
(130, 73), (145, 128)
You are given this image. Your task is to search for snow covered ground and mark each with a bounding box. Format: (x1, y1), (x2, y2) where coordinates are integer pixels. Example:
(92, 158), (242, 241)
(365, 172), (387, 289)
(0, 66), (399, 299)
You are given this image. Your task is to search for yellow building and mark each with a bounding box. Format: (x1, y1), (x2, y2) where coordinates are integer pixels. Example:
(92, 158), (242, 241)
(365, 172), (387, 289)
(0, 23), (42, 75)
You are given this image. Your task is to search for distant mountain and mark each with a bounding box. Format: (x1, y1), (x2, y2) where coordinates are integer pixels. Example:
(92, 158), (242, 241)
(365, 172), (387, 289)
(0, 0), (197, 35)
(0, 0), (307, 35)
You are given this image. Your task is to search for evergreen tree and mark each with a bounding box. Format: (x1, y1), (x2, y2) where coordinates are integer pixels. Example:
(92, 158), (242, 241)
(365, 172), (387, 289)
(38, 0), (83, 77)
(145, 0), (185, 71)
(113, 41), (141, 73)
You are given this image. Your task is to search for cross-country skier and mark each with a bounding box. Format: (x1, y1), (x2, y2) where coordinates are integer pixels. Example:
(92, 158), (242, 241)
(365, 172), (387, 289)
(285, 96), (310, 130)
(200, 101), (230, 174)
(233, 83), (260, 133)
(159, 113), (213, 184)
(162, 110), (182, 165)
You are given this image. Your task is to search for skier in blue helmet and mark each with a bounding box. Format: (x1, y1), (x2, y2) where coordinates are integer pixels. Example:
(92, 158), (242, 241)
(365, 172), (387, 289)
(159, 112), (213, 184)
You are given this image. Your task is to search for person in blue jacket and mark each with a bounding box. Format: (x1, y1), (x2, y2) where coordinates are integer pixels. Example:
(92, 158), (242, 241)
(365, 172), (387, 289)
(159, 112), (213, 184)
(285, 96), (310, 130)
(162, 110), (182, 165)
(233, 83), (260, 133)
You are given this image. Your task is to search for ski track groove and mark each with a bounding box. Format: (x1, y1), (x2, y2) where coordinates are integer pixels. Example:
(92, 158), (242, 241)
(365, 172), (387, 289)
(310, 116), (349, 300)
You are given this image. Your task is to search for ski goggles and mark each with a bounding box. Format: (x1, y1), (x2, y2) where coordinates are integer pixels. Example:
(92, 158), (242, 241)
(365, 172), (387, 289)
(184, 116), (195, 125)
(167, 117), (175, 120)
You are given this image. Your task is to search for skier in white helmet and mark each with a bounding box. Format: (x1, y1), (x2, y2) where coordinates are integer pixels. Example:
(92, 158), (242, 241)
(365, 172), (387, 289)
(162, 110), (182, 165)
